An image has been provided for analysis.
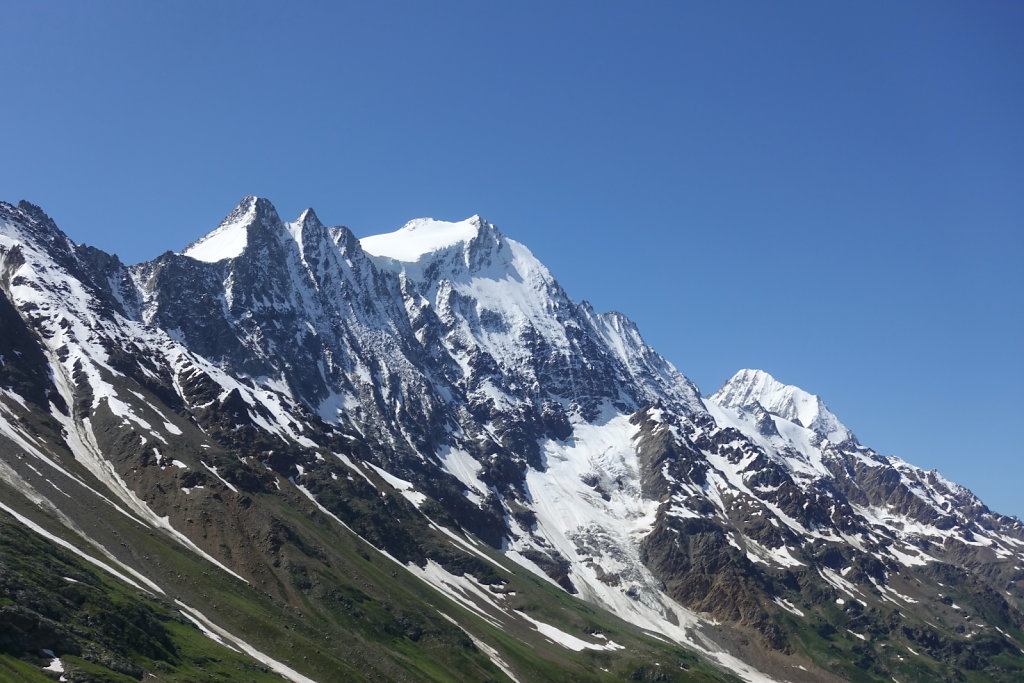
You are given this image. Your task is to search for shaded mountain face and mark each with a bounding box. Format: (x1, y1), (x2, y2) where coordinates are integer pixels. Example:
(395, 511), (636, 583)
(1, 196), (1022, 682)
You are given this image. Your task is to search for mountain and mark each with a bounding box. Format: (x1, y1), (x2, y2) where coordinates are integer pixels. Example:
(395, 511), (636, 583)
(1, 196), (1022, 682)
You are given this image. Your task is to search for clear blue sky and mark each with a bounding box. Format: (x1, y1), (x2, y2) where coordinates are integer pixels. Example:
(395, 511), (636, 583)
(2, 2), (1022, 518)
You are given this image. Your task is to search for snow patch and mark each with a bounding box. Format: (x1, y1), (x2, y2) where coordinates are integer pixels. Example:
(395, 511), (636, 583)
(365, 462), (427, 507)
(772, 597), (805, 617)
(175, 601), (316, 682)
(514, 610), (624, 651)
(182, 203), (254, 262)
(42, 657), (64, 673)
(405, 560), (506, 628)
(0, 501), (161, 594)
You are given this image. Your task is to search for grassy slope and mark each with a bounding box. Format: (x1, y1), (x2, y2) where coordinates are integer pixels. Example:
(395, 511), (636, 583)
(782, 585), (1024, 682)
(0, 476), (741, 682)
(0, 513), (286, 681)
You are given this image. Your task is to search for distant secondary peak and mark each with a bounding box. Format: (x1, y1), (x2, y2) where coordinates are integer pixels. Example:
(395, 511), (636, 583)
(359, 215), (493, 263)
(711, 369), (853, 444)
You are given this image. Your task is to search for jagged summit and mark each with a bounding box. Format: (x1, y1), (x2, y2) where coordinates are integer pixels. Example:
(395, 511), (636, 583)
(180, 196), (339, 265)
(1, 200), (72, 250)
(711, 368), (853, 444)
(295, 207), (321, 225)
(180, 195), (272, 262)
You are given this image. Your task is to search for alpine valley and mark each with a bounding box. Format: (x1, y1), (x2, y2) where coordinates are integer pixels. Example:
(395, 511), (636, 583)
(1, 196), (1022, 683)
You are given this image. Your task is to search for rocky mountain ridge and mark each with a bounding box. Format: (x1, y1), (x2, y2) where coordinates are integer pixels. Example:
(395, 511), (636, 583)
(1, 196), (1022, 682)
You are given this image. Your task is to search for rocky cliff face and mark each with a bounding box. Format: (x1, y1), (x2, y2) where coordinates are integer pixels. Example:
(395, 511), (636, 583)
(1, 197), (1022, 682)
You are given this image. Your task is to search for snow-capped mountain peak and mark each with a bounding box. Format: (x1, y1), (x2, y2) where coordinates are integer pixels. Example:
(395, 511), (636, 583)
(294, 207), (322, 228)
(180, 197), (341, 270)
(710, 368), (853, 444)
(359, 214), (491, 263)
(360, 214), (547, 296)
(180, 195), (275, 262)
(5, 197), (1023, 683)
